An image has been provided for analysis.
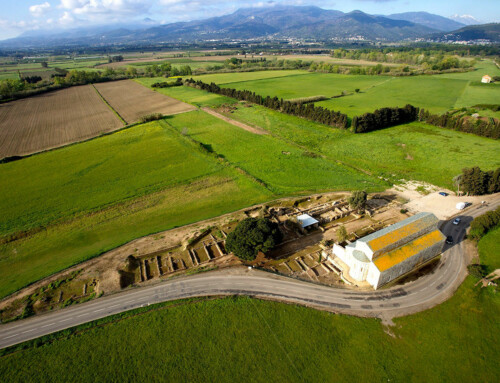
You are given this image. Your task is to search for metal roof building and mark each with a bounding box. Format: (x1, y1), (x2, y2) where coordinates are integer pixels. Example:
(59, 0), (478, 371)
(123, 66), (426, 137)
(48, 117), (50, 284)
(297, 214), (319, 229)
(332, 212), (446, 289)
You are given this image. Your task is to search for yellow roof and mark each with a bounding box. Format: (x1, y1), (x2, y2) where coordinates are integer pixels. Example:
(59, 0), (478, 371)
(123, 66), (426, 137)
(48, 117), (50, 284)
(367, 218), (434, 253)
(373, 229), (445, 272)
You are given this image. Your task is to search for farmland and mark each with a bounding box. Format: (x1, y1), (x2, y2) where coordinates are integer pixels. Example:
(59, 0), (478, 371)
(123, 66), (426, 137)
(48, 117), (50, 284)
(165, 110), (384, 195)
(93, 80), (196, 124)
(140, 81), (500, 188)
(0, 273), (498, 382)
(184, 59), (500, 117)
(0, 119), (273, 298)
(0, 85), (123, 158)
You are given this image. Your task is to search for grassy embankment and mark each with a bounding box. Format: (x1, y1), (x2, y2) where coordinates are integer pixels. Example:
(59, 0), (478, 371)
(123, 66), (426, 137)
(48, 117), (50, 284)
(140, 78), (500, 188)
(0, 243), (498, 382)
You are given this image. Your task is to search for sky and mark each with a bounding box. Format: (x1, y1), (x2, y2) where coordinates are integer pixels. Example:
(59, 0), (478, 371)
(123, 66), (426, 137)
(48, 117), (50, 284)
(0, 0), (499, 40)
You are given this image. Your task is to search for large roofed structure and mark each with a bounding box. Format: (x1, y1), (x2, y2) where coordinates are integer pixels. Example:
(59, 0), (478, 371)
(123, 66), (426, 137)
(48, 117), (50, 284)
(331, 212), (446, 289)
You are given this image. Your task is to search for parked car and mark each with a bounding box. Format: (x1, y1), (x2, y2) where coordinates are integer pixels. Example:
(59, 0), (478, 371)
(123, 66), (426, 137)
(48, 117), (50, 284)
(453, 218), (461, 225)
(446, 236), (454, 244)
(439, 192), (448, 196)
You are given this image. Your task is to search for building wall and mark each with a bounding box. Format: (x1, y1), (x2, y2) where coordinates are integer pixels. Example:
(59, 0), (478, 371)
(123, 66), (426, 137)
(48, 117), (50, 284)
(373, 239), (445, 289)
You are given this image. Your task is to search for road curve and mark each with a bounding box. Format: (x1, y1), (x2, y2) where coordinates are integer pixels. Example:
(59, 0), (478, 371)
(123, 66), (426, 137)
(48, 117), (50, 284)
(1, 198), (498, 350)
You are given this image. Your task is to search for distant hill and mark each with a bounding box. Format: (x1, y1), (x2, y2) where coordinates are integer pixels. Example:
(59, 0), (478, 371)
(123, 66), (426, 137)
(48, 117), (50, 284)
(0, 5), (493, 48)
(431, 23), (500, 43)
(285, 10), (437, 40)
(387, 12), (465, 32)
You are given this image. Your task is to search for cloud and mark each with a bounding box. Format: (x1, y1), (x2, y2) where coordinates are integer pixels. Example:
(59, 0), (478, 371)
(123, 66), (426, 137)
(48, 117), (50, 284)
(59, 0), (153, 16)
(29, 2), (51, 17)
(59, 11), (75, 25)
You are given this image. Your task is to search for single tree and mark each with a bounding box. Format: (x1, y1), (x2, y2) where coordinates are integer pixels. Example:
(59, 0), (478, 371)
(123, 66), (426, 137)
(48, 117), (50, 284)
(348, 190), (367, 211)
(225, 218), (282, 261)
(337, 225), (348, 243)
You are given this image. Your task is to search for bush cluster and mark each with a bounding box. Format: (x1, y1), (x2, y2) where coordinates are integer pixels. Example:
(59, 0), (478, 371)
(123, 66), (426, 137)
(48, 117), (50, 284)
(459, 167), (500, 196)
(225, 218), (282, 261)
(151, 78), (183, 88)
(468, 206), (500, 240)
(351, 105), (419, 133)
(419, 109), (500, 139)
(139, 113), (164, 123)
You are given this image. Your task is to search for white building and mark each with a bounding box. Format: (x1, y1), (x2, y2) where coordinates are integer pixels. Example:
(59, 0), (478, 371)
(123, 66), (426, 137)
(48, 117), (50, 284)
(331, 212), (446, 289)
(481, 75), (492, 83)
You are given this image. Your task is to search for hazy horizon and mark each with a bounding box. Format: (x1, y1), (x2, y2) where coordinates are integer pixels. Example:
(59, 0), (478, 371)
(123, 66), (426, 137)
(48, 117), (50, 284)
(1, 0), (499, 40)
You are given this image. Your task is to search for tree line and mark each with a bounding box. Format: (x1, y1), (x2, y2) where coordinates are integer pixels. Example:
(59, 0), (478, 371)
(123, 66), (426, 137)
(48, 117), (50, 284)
(351, 105), (419, 133)
(468, 206), (500, 241)
(418, 109), (500, 139)
(458, 167), (500, 196)
(183, 78), (349, 129)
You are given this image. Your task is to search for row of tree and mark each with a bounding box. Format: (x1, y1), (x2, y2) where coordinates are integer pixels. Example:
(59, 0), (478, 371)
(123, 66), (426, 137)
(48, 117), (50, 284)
(468, 206), (500, 241)
(330, 47), (477, 69)
(419, 109), (500, 139)
(351, 105), (419, 133)
(144, 63), (192, 77)
(184, 78), (349, 129)
(458, 167), (500, 196)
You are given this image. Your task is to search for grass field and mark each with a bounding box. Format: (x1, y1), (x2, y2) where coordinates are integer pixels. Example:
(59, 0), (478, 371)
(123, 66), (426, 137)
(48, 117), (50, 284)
(0, 120), (272, 298)
(229, 105), (500, 187)
(93, 80), (195, 123)
(0, 85), (123, 158)
(217, 72), (469, 116)
(478, 226), (500, 274)
(0, 272), (497, 382)
(137, 78), (236, 108)
(140, 81), (500, 188)
(185, 61), (500, 117)
(165, 110), (385, 194)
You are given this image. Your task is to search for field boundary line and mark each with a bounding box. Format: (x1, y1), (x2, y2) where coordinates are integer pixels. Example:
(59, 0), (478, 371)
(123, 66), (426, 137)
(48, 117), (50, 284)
(159, 118), (275, 194)
(216, 71), (313, 85)
(201, 107), (268, 135)
(92, 84), (127, 125)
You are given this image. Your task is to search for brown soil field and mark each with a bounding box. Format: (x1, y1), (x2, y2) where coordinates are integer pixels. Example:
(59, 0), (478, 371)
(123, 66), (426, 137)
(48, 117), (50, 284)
(0, 85), (123, 159)
(94, 80), (196, 123)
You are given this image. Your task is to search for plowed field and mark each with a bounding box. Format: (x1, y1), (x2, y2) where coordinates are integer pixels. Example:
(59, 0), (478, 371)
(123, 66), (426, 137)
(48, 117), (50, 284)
(94, 80), (196, 123)
(0, 85), (123, 159)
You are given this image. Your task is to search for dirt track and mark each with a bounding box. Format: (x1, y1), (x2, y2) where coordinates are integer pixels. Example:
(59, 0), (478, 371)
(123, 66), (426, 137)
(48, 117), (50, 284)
(201, 107), (268, 135)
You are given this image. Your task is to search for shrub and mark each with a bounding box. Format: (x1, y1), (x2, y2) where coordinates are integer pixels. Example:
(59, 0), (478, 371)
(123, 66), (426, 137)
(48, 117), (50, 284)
(467, 264), (488, 279)
(225, 218), (282, 261)
(336, 225), (347, 243)
(348, 190), (367, 211)
(140, 113), (164, 123)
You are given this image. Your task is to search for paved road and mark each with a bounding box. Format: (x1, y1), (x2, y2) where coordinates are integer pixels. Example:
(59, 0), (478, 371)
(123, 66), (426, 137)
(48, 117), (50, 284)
(1, 198), (498, 350)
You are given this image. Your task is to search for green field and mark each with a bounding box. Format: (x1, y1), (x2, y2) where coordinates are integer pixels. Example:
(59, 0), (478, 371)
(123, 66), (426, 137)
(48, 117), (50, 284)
(1, 70), (499, 300)
(478, 226), (500, 274)
(228, 105), (500, 187)
(0, 120), (273, 298)
(165, 111), (384, 194)
(140, 81), (500, 188)
(0, 270), (498, 382)
(185, 61), (500, 117)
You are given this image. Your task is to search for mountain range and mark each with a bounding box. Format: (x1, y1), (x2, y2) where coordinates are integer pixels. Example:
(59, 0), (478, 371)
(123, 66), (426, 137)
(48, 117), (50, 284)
(0, 6), (497, 48)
